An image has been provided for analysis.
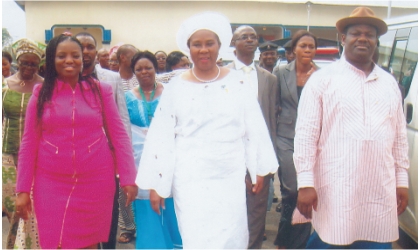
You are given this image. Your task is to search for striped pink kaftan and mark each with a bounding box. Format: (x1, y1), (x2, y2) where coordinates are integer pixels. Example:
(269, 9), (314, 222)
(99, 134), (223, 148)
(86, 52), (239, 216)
(292, 57), (409, 245)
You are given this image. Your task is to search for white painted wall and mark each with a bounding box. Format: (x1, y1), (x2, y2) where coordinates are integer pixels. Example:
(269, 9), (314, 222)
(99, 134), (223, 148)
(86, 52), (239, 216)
(24, 1), (417, 53)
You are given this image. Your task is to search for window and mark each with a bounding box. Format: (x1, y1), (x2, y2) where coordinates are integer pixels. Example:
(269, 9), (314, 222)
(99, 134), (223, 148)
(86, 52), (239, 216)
(379, 27), (418, 98)
(399, 27), (417, 97)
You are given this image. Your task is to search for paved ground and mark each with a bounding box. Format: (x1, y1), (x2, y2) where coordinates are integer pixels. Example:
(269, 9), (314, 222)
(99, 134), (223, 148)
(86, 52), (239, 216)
(3, 175), (417, 249)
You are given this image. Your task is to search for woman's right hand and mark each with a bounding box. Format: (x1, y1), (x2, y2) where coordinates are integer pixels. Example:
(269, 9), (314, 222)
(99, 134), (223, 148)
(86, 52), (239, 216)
(15, 192), (31, 220)
(150, 189), (165, 215)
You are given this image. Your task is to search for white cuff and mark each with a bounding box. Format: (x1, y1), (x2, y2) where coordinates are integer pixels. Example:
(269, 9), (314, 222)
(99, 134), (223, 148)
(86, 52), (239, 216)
(396, 170), (409, 188)
(297, 171), (314, 189)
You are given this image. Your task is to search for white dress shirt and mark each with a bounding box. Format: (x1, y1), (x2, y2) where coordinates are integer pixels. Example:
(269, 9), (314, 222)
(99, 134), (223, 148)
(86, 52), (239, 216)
(233, 58), (258, 96)
(292, 56), (409, 245)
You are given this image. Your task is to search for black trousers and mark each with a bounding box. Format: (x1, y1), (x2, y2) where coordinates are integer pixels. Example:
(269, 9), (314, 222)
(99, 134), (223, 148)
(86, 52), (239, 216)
(274, 136), (311, 248)
(101, 177), (119, 249)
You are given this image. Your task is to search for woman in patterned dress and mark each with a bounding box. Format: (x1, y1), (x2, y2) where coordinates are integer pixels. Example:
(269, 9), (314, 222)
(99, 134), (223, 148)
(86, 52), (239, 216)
(2, 38), (44, 249)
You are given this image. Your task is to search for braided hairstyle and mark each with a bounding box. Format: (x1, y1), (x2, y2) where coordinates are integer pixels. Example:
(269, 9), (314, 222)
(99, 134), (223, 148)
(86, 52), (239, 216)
(36, 34), (100, 121)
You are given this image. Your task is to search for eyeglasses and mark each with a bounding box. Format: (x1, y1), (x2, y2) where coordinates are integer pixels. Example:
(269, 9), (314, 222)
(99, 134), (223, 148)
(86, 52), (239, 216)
(19, 61), (39, 68)
(108, 60), (119, 64)
(235, 35), (258, 41)
(156, 57), (166, 61)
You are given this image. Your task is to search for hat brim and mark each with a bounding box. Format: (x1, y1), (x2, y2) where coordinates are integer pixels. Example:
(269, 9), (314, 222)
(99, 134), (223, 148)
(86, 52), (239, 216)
(336, 17), (387, 36)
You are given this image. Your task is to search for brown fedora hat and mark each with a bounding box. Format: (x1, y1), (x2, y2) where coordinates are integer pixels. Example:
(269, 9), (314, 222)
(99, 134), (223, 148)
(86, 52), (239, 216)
(336, 7), (387, 36)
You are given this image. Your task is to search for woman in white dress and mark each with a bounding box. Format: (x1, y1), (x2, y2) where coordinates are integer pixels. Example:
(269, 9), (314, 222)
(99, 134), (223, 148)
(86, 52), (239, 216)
(136, 12), (278, 248)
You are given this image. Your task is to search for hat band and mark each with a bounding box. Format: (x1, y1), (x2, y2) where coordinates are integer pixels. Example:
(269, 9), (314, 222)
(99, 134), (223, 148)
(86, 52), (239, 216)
(16, 49), (42, 60)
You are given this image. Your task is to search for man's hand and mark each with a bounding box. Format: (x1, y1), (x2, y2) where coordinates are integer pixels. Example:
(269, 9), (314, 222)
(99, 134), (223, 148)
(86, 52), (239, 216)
(15, 193), (32, 220)
(296, 187), (317, 219)
(122, 185), (138, 207)
(150, 189), (165, 215)
(396, 187), (409, 216)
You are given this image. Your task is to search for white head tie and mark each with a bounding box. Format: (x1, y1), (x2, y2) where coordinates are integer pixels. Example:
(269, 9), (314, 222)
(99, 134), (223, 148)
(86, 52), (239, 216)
(176, 12), (232, 56)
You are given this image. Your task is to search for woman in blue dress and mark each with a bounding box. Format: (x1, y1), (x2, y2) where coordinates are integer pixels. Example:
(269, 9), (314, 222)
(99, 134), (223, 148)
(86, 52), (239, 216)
(125, 51), (182, 249)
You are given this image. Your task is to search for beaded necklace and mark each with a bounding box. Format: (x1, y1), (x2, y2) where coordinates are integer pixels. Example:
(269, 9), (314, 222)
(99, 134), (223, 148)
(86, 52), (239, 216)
(139, 82), (157, 124)
(192, 66), (220, 83)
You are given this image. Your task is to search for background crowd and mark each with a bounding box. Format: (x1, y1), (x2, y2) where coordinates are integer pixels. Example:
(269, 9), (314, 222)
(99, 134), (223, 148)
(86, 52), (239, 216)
(2, 6), (410, 250)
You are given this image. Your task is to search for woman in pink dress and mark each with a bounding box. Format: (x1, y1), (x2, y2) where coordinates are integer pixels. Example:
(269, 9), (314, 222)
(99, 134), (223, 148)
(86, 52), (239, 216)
(15, 34), (138, 249)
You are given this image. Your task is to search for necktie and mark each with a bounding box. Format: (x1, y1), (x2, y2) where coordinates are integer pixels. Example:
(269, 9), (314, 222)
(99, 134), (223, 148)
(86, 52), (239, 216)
(242, 65), (253, 84)
(242, 66), (257, 97)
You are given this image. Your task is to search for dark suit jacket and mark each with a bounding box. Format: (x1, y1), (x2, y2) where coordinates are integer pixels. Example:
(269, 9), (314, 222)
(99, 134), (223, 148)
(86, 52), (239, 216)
(273, 61), (300, 139)
(225, 62), (279, 147)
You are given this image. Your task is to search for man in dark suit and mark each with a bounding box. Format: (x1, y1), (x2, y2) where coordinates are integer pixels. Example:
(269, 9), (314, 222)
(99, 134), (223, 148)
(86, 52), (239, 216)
(226, 25), (279, 249)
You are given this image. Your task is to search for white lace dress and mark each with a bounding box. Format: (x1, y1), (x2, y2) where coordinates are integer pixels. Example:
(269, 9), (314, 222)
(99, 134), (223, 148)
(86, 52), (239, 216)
(136, 70), (278, 248)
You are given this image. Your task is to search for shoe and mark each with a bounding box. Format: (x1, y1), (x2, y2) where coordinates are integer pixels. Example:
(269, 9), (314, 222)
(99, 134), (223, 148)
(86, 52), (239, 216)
(263, 234), (267, 241)
(275, 203), (282, 213)
(273, 197), (279, 203)
(118, 232), (134, 244)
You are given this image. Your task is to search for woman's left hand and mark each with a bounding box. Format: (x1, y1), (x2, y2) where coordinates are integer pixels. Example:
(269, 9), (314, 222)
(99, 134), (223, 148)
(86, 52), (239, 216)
(123, 185), (138, 206)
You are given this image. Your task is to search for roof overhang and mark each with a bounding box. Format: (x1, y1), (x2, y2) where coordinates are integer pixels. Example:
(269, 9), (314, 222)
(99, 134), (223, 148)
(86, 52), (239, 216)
(14, 1), (25, 11)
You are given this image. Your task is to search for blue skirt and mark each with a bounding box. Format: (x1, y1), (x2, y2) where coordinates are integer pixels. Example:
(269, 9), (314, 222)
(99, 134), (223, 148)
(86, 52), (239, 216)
(133, 198), (182, 249)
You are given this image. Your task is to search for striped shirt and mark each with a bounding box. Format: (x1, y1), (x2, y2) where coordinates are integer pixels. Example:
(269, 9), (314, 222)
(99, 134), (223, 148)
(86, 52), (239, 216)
(121, 74), (139, 92)
(292, 56), (409, 245)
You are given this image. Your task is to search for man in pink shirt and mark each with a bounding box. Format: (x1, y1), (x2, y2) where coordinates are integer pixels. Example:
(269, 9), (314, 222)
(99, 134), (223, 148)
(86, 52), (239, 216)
(293, 7), (409, 248)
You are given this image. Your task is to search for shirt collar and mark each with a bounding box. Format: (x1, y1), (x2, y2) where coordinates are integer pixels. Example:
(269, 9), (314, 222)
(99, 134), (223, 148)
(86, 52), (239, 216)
(233, 57), (256, 71)
(56, 78), (93, 91)
(90, 67), (98, 80)
(340, 55), (379, 82)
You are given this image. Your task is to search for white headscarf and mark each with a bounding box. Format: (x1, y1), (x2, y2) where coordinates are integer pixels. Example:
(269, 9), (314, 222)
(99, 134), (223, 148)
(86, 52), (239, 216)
(176, 12), (233, 57)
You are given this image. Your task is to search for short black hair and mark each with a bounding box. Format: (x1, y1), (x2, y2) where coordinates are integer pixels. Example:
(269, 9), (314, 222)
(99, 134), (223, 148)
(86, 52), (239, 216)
(75, 32), (97, 46)
(130, 50), (158, 72)
(154, 50), (167, 57)
(166, 51), (187, 72)
(291, 30), (318, 51)
(2, 50), (13, 63)
(116, 44), (137, 63)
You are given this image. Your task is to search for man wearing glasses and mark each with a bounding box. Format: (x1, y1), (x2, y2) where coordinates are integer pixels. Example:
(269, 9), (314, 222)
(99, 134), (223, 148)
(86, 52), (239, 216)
(226, 25), (279, 249)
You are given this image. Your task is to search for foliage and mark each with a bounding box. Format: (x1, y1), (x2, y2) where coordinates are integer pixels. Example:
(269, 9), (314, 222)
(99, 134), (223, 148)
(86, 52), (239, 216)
(2, 28), (13, 48)
(2, 28), (15, 63)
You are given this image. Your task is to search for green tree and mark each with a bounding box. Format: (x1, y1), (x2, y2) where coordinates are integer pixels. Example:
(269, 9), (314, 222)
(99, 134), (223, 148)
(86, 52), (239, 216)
(2, 28), (13, 49)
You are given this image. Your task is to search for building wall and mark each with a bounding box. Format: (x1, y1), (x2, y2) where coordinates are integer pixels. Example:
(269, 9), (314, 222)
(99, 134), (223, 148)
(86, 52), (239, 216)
(25, 1), (417, 53)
